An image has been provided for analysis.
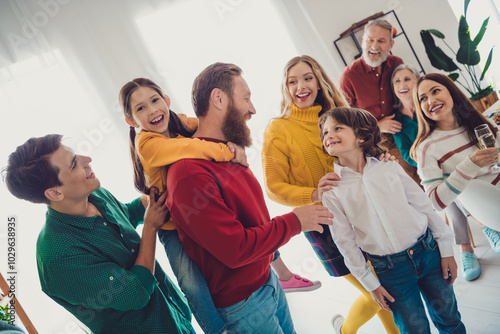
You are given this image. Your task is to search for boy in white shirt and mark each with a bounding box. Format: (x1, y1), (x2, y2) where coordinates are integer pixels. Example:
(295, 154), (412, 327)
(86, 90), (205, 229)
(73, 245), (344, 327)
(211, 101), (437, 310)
(319, 107), (465, 334)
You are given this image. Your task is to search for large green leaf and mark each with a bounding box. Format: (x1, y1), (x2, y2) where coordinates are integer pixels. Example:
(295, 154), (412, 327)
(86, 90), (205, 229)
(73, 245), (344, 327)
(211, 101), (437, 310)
(448, 73), (460, 81)
(420, 30), (459, 71)
(480, 47), (494, 81)
(456, 16), (480, 65)
(428, 29), (445, 39)
(464, 0), (471, 17)
(473, 17), (489, 45)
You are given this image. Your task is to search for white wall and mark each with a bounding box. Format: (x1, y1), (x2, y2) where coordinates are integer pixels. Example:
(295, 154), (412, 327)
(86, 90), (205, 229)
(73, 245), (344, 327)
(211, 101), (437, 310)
(283, 0), (500, 92)
(281, 0), (475, 82)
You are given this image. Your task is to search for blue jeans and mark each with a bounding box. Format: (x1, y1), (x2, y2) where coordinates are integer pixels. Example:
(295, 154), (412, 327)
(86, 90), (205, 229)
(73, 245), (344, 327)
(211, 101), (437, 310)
(158, 229), (226, 334)
(216, 271), (295, 334)
(367, 229), (466, 334)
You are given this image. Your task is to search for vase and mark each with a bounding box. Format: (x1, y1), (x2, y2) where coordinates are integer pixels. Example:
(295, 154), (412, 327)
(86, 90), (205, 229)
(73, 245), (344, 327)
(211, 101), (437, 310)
(470, 91), (499, 113)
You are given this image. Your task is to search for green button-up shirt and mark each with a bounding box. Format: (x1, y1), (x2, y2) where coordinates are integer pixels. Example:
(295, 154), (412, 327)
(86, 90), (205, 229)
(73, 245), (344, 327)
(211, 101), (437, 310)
(37, 187), (192, 334)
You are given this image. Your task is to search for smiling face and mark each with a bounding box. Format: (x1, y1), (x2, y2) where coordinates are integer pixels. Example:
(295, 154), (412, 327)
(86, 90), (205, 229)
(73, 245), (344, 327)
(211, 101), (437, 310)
(362, 25), (394, 68)
(126, 86), (171, 136)
(322, 116), (362, 159)
(417, 79), (456, 128)
(48, 145), (100, 202)
(393, 69), (417, 104)
(287, 61), (320, 109)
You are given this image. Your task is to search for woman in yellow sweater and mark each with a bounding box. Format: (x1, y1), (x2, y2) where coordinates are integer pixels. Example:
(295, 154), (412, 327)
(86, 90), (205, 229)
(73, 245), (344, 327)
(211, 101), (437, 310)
(262, 56), (399, 334)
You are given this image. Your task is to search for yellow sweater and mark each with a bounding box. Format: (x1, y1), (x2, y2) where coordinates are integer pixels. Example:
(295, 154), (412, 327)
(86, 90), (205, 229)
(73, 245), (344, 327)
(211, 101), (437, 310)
(262, 104), (336, 207)
(136, 114), (235, 229)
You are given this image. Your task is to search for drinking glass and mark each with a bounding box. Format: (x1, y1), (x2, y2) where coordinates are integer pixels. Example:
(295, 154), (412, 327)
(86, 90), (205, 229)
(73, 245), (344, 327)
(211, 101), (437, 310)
(474, 124), (500, 170)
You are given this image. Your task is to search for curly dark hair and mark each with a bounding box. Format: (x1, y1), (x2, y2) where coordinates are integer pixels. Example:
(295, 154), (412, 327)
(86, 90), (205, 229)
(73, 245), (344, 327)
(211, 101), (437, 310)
(319, 107), (386, 157)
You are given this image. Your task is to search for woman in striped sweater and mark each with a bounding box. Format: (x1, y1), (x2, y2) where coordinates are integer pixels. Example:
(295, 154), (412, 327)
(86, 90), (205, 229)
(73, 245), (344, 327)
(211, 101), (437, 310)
(410, 73), (500, 281)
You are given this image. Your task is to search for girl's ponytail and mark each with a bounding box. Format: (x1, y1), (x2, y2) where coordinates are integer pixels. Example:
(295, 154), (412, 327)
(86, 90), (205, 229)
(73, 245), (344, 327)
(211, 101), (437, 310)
(129, 126), (148, 194)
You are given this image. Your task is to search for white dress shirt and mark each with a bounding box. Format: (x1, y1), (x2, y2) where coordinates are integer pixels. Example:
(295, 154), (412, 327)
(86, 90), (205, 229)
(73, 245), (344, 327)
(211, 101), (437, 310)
(322, 157), (454, 292)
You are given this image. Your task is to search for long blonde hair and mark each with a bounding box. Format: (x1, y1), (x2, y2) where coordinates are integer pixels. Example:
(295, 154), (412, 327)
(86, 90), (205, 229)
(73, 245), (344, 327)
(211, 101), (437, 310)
(279, 55), (349, 119)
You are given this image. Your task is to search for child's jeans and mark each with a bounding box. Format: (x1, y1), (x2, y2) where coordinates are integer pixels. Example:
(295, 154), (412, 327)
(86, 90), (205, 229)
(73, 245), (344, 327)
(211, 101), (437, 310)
(158, 229), (226, 334)
(216, 270), (296, 334)
(366, 229), (466, 334)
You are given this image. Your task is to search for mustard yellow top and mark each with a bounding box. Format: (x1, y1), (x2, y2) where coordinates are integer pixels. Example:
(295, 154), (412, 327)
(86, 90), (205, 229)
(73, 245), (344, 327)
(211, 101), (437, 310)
(261, 104), (336, 207)
(136, 114), (235, 229)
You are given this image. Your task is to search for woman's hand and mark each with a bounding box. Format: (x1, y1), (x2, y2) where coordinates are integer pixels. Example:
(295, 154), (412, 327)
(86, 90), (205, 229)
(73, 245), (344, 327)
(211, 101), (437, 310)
(228, 142), (248, 167)
(378, 114), (402, 134)
(469, 147), (499, 167)
(378, 152), (398, 163)
(311, 172), (341, 202)
(143, 188), (169, 231)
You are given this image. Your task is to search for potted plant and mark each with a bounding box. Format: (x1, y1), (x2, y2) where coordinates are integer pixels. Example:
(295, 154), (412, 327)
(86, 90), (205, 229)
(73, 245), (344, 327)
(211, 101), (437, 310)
(420, 0), (497, 111)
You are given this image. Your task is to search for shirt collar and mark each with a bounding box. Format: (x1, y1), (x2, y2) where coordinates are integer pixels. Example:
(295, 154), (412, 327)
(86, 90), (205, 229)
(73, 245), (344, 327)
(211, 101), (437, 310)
(333, 156), (379, 177)
(46, 192), (107, 230)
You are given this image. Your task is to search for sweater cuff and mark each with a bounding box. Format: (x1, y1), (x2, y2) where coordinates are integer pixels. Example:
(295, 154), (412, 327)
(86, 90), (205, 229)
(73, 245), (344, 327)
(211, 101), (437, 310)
(301, 188), (315, 205)
(457, 156), (482, 178)
(130, 265), (157, 296)
(283, 212), (302, 235)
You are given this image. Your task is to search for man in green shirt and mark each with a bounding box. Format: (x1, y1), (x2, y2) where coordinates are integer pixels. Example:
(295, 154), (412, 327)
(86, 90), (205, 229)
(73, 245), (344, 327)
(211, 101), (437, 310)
(4, 134), (193, 334)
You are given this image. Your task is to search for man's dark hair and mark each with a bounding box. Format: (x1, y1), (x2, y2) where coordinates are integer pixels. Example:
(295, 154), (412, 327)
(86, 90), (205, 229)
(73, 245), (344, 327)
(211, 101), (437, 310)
(191, 62), (242, 118)
(3, 134), (63, 204)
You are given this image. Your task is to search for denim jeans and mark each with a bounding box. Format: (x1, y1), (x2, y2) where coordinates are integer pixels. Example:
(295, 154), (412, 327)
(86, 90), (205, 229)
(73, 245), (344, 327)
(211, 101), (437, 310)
(217, 270), (296, 334)
(367, 229), (466, 334)
(158, 229), (226, 334)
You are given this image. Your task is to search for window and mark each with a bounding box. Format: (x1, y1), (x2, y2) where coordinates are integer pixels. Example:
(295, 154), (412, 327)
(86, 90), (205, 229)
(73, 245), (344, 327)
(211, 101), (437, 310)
(136, 0), (299, 153)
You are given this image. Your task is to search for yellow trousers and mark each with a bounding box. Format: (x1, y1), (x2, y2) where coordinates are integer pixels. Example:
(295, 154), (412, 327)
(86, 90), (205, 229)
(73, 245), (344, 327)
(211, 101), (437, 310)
(341, 263), (400, 334)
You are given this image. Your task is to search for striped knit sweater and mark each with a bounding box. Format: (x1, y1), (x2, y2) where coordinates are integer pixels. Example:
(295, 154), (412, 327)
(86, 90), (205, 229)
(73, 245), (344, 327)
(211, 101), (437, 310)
(416, 126), (500, 210)
(262, 104), (336, 207)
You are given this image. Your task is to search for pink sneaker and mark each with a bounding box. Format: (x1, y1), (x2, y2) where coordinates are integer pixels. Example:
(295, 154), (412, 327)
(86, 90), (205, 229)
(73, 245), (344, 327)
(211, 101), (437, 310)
(279, 274), (322, 293)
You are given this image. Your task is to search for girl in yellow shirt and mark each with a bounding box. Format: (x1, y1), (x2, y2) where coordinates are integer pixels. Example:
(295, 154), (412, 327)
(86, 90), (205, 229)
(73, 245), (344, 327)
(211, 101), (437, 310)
(120, 78), (239, 334)
(120, 77), (313, 333)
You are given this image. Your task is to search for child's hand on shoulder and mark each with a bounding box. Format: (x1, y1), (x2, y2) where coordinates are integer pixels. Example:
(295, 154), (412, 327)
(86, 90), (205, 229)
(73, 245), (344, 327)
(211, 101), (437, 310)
(227, 142), (248, 167)
(370, 285), (395, 311)
(311, 172), (341, 202)
(441, 256), (458, 285)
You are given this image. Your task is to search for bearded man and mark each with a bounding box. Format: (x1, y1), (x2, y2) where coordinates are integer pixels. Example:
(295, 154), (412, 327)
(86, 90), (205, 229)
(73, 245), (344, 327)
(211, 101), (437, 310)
(166, 62), (333, 334)
(339, 19), (404, 134)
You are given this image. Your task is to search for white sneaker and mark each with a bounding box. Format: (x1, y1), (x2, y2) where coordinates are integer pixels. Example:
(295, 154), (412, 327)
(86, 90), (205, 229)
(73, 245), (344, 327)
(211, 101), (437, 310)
(331, 314), (344, 334)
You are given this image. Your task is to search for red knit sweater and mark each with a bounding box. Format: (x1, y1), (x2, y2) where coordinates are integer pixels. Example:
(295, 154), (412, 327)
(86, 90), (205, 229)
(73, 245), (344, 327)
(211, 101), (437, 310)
(166, 139), (301, 308)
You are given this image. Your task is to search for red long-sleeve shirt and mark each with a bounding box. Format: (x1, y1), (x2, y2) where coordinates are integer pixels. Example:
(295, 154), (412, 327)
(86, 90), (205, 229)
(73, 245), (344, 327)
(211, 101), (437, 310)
(166, 139), (301, 308)
(339, 55), (403, 120)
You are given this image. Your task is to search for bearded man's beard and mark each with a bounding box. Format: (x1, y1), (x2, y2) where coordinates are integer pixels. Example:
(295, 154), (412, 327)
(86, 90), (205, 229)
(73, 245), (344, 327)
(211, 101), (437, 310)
(222, 100), (252, 147)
